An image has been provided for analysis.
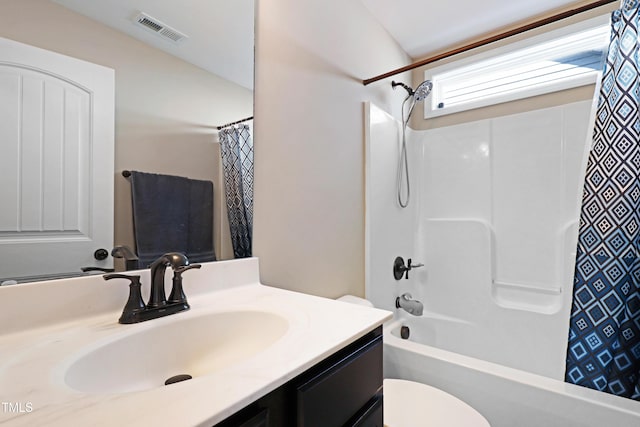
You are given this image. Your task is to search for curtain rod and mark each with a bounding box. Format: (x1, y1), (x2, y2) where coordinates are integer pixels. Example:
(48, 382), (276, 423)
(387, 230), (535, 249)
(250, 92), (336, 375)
(216, 116), (253, 130)
(363, 0), (618, 86)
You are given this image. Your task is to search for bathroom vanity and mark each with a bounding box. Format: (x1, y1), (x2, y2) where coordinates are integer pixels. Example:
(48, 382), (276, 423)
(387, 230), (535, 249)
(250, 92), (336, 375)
(0, 258), (390, 426)
(216, 326), (383, 426)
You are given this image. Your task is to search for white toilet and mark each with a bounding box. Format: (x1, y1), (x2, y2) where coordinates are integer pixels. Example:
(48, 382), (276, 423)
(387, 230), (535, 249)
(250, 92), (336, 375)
(383, 378), (490, 427)
(337, 296), (490, 427)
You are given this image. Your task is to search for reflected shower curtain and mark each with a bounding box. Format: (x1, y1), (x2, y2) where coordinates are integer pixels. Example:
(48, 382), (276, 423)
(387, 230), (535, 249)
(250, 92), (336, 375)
(565, 0), (640, 400)
(218, 124), (253, 258)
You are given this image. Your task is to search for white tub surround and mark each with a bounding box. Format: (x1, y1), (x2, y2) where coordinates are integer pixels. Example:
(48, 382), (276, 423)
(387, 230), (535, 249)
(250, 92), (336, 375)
(0, 258), (391, 426)
(365, 101), (595, 378)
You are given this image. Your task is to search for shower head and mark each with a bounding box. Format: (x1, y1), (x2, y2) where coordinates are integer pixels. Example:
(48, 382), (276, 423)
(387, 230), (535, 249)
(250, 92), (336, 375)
(413, 80), (433, 101)
(391, 80), (433, 102)
(393, 80), (433, 209)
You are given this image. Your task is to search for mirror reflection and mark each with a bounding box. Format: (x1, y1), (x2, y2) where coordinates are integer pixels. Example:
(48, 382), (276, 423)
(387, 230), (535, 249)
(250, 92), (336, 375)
(0, 0), (254, 284)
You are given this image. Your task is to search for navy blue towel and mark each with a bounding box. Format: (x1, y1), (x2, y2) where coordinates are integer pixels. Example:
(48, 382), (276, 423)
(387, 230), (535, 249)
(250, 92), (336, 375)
(129, 171), (216, 268)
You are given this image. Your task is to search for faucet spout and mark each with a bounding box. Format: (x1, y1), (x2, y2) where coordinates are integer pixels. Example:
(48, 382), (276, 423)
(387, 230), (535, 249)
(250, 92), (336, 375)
(395, 293), (423, 316)
(148, 252), (189, 308)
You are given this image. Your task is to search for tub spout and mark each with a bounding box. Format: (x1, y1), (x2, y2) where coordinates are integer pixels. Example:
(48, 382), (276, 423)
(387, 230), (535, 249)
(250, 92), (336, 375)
(396, 293), (423, 316)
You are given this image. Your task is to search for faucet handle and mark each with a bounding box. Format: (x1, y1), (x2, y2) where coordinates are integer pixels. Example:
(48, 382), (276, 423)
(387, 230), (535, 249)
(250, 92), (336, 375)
(393, 257), (425, 280)
(82, 266), (115, 273)
(103, 273), (141, 281)
(103, 274), (146, 324)
(407, 258), (425, 270)
(167, 264), (201, 305)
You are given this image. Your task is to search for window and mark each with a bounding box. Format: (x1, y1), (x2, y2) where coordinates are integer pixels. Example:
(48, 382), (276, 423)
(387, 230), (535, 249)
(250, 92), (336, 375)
(425, 16), (610, 118)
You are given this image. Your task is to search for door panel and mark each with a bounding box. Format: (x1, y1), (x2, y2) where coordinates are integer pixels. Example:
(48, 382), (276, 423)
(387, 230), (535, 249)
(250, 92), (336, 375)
(0, 37), (114, 280)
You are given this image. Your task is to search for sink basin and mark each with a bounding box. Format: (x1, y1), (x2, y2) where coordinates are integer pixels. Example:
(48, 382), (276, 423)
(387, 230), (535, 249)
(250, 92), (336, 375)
(63, 310), (289, 394)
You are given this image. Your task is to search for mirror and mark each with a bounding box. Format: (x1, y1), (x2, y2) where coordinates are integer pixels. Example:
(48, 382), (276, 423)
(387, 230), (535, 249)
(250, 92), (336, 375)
(0, 0), (254, 283)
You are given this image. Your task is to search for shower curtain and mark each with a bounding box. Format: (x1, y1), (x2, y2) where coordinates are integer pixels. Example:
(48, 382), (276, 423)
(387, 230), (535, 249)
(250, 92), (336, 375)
(218, 124), (253, 258)
(565, 0), (640, 400)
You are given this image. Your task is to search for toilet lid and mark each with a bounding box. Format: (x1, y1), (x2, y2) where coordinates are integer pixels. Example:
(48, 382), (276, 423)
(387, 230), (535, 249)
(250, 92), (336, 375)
(384, 379), (490, 427)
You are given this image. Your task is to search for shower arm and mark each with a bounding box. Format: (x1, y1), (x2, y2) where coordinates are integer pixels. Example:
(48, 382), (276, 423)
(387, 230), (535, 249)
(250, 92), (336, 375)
(392, 80), (414, 97)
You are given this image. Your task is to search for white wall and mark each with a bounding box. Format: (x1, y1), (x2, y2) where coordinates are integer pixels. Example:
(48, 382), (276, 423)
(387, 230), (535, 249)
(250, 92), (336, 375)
(253, 0), (411, 297)
(364, 103), (422, 311)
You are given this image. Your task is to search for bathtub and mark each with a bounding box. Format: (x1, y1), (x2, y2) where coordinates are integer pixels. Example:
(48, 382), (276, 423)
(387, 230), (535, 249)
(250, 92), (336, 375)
(383, 315), (640, 427)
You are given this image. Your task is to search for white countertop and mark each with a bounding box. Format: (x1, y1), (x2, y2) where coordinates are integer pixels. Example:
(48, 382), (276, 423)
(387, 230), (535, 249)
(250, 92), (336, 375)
(0, 258), (391, 426)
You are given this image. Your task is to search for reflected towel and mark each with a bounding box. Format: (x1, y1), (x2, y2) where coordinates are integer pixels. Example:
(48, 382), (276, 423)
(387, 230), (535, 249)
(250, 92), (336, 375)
(130, 171), (215, 268)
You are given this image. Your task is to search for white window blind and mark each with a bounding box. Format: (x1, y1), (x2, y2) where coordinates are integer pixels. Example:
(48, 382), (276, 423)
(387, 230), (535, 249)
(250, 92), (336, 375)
(425, 17), (610, 118)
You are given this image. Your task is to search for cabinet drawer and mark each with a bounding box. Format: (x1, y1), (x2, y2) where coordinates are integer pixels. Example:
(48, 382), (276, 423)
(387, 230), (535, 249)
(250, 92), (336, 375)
(238, 408), (268, 427)
(214, 407), (269, 427)
(296, 333), (383, 427)
(350, 395), (383, 427)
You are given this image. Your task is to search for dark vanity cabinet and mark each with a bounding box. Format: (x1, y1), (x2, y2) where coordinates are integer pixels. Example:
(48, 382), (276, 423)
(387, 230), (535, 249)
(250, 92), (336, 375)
(214, 327), (383, 427)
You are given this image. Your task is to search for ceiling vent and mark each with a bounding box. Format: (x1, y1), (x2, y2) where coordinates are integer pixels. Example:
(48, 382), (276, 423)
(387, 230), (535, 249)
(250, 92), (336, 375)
(133, 12), (188, 43)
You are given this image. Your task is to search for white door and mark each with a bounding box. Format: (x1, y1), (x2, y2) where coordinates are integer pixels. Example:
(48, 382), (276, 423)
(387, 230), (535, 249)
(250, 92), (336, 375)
(0, 37), (115, 281)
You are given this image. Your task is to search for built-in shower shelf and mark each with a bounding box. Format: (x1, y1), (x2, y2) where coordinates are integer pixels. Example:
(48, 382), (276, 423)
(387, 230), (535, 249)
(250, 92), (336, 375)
(492, 280), (563, 315)
(493, 280), (562, 295)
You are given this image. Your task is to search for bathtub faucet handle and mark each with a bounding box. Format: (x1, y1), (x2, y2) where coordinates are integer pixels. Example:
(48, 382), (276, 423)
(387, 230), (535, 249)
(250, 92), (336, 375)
(407, 258), (424, 278)
(408, 258), (424, 270)
(393, 256), (425, 280)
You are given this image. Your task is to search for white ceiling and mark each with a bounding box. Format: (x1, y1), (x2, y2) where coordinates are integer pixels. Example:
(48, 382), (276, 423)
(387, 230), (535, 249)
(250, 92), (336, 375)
(51, 0), (600, 91)
(361, 0), (594, 59)
(52, 0), (254, 90)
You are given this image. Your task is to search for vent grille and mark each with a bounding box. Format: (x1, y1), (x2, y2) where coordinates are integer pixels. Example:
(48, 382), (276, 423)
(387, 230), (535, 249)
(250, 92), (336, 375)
(138, 17), (163, 32)
(159, 28), (184, 42)
(134, 12), (188, 43)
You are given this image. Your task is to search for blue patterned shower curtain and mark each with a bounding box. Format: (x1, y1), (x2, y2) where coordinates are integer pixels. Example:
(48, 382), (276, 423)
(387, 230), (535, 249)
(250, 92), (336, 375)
(565, 0), (640, 400)
(218, 124), (253, 258)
